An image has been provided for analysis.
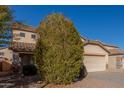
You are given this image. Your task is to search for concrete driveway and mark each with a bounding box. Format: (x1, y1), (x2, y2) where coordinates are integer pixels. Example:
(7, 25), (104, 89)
(46, 70), (124, 88)
(66, 70), (124, 88)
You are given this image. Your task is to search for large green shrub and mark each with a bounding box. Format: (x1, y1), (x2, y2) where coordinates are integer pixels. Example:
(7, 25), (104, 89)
(34, 13), (84, 84)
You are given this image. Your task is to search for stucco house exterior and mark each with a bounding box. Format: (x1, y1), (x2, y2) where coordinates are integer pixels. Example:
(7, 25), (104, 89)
(0, 22), (37, 75)
(0, 47), (13, 75)
(82, 37), (124, 72)
(10, 22), (37, 66)
(1, 22), (124, 75)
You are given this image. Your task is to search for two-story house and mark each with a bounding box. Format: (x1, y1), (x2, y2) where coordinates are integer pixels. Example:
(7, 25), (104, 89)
(0, 22), (37, 75)
(1, 22), (124, 76)
(10, 22), (37, 66)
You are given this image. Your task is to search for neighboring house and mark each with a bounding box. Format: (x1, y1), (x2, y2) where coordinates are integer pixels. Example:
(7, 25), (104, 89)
(82, 38), (124, 72)
(0, 47), (13, 73)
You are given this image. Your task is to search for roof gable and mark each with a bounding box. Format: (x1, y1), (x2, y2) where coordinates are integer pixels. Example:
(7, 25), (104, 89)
(84, 41), (110, 53)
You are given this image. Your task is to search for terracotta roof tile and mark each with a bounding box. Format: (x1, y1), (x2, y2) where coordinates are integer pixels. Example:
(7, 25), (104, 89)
(95, 40), (118, 48)
(12, 22), (36, 32)
(109, 49), (124, 55)
(10, 42), (36, 52)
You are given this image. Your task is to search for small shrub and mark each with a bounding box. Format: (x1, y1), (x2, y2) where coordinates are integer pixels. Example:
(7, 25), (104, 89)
(23, 64), (37, 76)
(12, 62), (21, 75)
(78, 65), (88, 80)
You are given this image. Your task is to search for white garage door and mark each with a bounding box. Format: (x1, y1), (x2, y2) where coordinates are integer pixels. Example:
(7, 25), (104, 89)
(84, 56), (106, 72)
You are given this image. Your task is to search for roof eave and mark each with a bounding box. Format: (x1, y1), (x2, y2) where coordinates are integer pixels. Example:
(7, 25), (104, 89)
(84, 42), (110, 54)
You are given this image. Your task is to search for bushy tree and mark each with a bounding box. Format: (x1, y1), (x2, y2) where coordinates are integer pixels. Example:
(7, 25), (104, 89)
(0, 6), (13, 47)
(34, 13), (84, 84)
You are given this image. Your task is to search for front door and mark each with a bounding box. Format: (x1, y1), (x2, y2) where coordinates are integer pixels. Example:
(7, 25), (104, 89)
(19, 53), (34, 66)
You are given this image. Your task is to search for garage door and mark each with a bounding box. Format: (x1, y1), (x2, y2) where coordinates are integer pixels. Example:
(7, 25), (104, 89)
(84, 56), (106, 72)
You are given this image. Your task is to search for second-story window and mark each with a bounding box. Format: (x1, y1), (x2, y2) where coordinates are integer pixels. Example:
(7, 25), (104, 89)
(20, 32), (25, 37)
(31, 34), (36, 39)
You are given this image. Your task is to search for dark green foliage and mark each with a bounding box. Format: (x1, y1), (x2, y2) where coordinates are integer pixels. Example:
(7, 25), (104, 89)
(23, 65), (37, 76)
(0, 6), (13, 33)
(78, 65), (87, 80)
(0, 6), (13, 46)
(34, 13), (84, 84)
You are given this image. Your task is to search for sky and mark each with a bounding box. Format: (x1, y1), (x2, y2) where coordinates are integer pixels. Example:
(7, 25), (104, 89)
(11, 5), (124, 49)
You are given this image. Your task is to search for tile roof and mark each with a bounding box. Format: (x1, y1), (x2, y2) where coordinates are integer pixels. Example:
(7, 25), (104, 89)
(10, 42), (36, 52)
(94, 40), (118, 48)
(81, 37), (118, 48)
(109, 49), (124, 55)
(12, 22), (36, 32)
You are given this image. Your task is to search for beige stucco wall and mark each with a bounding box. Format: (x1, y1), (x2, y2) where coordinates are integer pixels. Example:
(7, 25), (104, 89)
(84, 44), (109, 72)
(0, 48), (13, 63)
(108, 55), (124, 70)
(13, 30), (37, 43)
(84, 44), (108, 56)
(108, 56), (117, 70)
(0, 48), (13, 72)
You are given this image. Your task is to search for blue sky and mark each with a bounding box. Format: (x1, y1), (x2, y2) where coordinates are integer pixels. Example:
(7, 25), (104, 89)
(11, 6), (124, 49)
